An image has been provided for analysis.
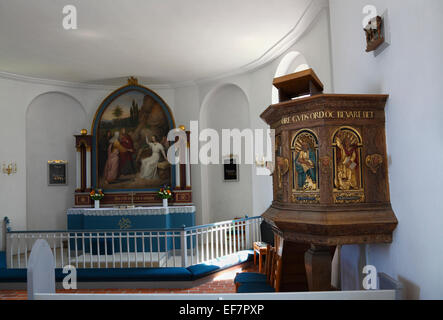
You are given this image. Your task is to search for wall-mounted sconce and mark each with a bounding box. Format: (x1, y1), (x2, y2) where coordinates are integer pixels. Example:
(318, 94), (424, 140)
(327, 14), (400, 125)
(255, 155), (274, 176)
(2, 162), (17, 176)
(255, 155), (266, 168)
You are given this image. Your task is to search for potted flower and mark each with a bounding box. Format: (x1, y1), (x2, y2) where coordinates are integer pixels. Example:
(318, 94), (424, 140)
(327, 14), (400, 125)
(90, 189), (104, 209)
(158, 186), (172, 207)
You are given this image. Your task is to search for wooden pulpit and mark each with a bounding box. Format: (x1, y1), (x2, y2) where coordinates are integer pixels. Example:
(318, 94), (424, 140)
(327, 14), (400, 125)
(261, 69), (398, 291)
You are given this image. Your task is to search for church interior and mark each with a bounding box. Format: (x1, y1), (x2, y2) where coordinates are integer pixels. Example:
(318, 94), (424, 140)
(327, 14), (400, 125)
(0, 0), (442, 302)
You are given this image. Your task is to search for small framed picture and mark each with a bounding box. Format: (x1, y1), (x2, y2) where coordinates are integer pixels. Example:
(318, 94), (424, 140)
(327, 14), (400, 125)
(48, 160), (68, 185)
(223, 155), (239, 182)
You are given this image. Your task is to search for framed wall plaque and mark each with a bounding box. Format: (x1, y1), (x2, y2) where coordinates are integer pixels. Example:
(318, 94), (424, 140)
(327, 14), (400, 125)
(48, 160), (67, 186)
(223, 155), (239, 182)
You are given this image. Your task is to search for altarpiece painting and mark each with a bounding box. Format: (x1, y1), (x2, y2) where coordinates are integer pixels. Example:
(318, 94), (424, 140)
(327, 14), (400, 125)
(92, 85), (175, 192)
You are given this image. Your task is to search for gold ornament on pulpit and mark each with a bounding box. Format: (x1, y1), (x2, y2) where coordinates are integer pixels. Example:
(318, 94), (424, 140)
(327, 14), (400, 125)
(366, 154), (383, 174)
(276, 157), (289, 189)
(320, 156), (331, 174)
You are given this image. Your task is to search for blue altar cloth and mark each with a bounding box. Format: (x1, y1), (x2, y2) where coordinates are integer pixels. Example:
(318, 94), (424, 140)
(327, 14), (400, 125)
(67, 206), (196, 230)
(67, 206), (196, 253)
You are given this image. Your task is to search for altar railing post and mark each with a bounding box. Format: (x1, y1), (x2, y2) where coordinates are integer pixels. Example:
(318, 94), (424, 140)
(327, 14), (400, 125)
(180, 229), (188, 267)
(5, 233), (11, 268)
(245, 218), (250, 249)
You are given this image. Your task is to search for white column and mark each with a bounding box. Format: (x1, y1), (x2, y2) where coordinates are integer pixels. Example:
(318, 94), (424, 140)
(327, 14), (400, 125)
(185, 146), (191, 188)
(175, 165), (181, 189)
(86, 149), (91, 189)
(174, 143), (181, 188)
(76, 151), (81, 190)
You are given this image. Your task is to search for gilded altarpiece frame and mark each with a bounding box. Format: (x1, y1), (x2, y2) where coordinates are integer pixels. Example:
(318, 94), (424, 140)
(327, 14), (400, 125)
(291, 129), (320, 204)
(332, 127), (365, 204)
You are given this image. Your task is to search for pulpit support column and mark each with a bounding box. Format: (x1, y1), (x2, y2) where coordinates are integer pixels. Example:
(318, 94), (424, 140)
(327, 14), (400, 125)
(304, 245), (332, 292)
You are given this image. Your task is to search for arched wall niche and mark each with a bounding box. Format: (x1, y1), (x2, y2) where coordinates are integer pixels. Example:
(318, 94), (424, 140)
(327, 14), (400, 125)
(26, 91), (86, 230)
(272, 51), (310, 104)
(198, 83), (253, 224)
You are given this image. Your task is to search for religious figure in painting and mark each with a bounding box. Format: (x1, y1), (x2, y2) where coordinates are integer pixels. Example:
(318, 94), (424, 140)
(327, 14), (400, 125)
(119, 128), (136, 176)
(139, 135), (167, 180)
(293, 132), (318, 191)
(98, 130), (112, 177)
(334, 130), (360, 190)
(104, 132), (121, 183)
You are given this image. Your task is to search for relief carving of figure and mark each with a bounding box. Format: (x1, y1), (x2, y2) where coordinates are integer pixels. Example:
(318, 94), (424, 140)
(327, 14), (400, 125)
(334, 132), (360, 190)
(295, 141), (317, 190)
(293, 132), (318, 191)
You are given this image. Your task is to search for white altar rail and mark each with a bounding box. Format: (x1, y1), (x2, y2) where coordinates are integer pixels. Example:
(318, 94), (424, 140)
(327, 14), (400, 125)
(5, 216), (262, 269)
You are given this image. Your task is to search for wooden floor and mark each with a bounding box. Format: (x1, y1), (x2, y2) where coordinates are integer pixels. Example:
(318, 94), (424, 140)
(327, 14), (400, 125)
(0, 264), (259, 300)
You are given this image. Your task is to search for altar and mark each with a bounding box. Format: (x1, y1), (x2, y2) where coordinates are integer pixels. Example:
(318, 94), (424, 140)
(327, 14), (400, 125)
(67, 206), (196, 231)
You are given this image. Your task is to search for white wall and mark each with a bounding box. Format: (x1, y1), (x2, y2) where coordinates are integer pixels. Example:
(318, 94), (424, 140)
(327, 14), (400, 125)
(26, 92), (86, 230)
(329, 0), (443, 299)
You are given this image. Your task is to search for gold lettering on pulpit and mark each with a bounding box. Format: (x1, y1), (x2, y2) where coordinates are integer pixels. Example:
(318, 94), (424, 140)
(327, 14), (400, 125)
(281, 110), (375, 125)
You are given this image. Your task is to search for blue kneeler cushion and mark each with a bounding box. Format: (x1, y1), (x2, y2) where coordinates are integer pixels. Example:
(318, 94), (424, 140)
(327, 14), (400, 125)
(0, 252), (6, 269)
(187, 264), (220, 278)
(237, 282), (275, 293)
(234, 272), (267, 284)
(188, 250), (254, 279)
(0, 269), (27, 283)
(67, 268), (193, 282)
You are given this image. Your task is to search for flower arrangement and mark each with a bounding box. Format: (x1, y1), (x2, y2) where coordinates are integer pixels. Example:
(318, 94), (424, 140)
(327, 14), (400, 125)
(90, 189), (104, 201)
(158, 186), (172, 200)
